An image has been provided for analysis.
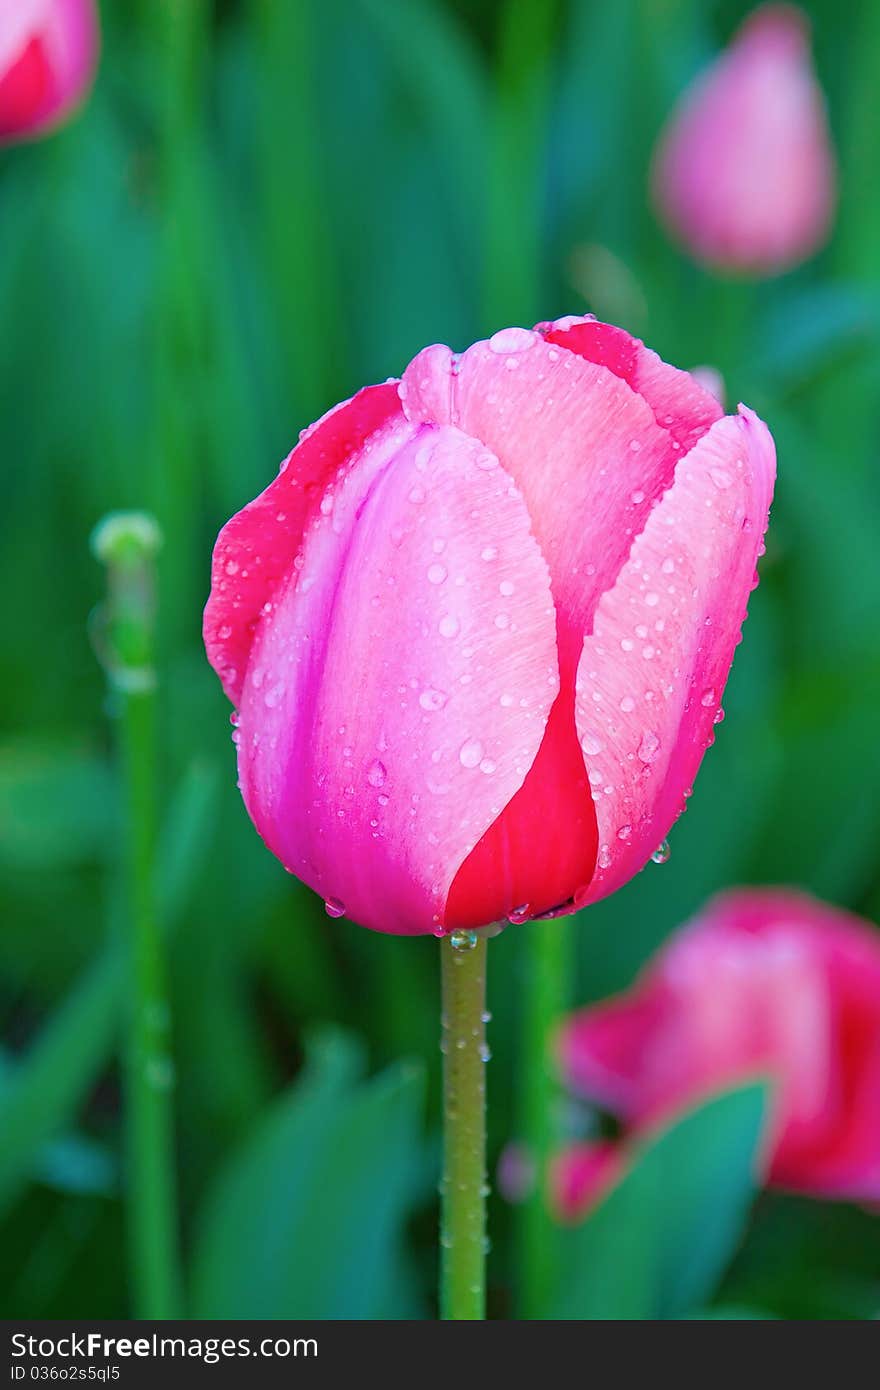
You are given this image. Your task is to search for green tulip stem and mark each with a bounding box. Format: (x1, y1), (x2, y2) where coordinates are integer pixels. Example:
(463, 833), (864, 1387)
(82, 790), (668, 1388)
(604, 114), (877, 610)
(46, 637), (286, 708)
(440, 931), (489, 1320)
(92, 514), (181, 1319)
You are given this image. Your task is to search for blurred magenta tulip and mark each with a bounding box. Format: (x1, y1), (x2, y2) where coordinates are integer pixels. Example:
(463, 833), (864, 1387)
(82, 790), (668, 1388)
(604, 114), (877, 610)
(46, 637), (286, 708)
(652, 5), (836, 275)
(0, 0), (98, 144)
(556, 891), (880, 1216)
(204, 317), (775, 935)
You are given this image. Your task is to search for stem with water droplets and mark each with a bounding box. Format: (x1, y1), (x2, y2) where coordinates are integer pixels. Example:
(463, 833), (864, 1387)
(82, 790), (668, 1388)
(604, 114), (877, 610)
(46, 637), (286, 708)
(92, 515), (181, 1318)
(440, 932), (488, 1320)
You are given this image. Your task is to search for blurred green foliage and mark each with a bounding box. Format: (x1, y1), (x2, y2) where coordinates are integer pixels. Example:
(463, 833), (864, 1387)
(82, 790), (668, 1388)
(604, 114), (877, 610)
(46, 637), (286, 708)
(2, 0), (880, 1319)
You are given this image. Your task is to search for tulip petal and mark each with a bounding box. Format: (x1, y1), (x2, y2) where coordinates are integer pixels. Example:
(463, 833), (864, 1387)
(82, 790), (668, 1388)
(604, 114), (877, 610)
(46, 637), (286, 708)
(401, 323), (717, 679)
(557, 990), (665, 1117)
(551, 1142), (624, 1222)
(204, 382), (403, 705)
(235, 424), (559, 935)
(535, 315), (723, 454)
(401, 322), (726, 918)
(573, 406), (775, 905)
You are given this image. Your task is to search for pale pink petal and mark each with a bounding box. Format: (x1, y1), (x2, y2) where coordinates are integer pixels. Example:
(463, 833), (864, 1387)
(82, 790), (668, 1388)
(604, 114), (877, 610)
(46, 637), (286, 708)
(574, 407), (775, 904)
(204, 382), (403, 705)
(535, 315), (723, 454)
(235, 424), (559, 935)
(401, 323), (715, 684)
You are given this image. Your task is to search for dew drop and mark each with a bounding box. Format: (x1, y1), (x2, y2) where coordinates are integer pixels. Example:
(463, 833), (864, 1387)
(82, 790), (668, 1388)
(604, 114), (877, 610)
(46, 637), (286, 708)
(459, 738), (484, 768)
(367, 759), (387, 788)
(651, 840), (671, 865)
(420, 688), (448, 711)
(637, 731), (660, 764)
(700, 687), (716, 707)
(450, 928), (478, 951)
(619, 696), (635, 713)
(581, 731), (604, 756)
(508, 904), (531, 925)
(438, 614), (460, 639)
(324, 897), (345, 918)
(488, 326), (535, 354)
(427, 562), (447, 585)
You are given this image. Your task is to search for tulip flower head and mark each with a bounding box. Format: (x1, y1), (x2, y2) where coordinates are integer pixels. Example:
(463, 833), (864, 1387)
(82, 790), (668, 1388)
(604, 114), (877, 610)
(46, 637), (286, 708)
(0, 0), (99, 144)
(651, 5), (836, 275)
(204, 318), (775, 935)
(556, 891), (880, 1216)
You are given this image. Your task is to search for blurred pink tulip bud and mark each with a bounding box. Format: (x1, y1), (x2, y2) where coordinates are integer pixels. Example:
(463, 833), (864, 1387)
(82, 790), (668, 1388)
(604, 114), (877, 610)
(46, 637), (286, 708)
(652, 5), (836, 275)
(0, 0), (99, 145)
(204, 317), (775, 936)
(550, 1142), (623, 1221)
(556, 890), (880, 1218)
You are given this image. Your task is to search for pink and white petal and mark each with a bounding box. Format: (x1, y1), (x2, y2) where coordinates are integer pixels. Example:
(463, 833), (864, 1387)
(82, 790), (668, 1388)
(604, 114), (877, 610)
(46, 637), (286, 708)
(402, 329), (695, 677)
(574, 406), (775, 905)
(535, 316), (723, 454)
(204, 381), (405, 705)
(236, 424), (559, 936)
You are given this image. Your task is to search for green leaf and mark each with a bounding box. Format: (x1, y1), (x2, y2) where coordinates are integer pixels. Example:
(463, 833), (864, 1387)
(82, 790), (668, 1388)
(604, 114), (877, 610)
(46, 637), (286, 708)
(0, 950), (122, 1215)
(551, 1083), (769, 1320)
(0, 758), (217, 1215)
(191, 1031), (425, 1319)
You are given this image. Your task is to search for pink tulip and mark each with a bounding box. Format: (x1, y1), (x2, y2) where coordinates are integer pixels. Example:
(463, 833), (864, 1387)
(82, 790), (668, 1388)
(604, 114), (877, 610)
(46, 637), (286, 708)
(651, 5), (836, 275)
(0, 0), (99, 145)
(556, 890), (880, 1217)
(204, 317), (775, 935)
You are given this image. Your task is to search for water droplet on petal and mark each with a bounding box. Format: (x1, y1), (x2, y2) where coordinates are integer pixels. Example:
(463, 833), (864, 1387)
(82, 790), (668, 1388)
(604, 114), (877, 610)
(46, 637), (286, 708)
(324, 897), (345, 918)
(488, 326), (535, 354)
(651, 840), (671, 865)
(420, 688), (448, 711)
(508, 904), (531, 925)
(638, 731), (661, 764)
(427, 562), (447, 585)
(459, 738), (484, 768)
(367, 759), (387, 788)
(438, 614), (460, 639)
(700, 687), (716, 707)
(580, 731), (604, 755)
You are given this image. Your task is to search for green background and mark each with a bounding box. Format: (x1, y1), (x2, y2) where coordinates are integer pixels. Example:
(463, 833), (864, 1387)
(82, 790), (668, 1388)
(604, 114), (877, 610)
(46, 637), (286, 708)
(2, 0), (879, 1319)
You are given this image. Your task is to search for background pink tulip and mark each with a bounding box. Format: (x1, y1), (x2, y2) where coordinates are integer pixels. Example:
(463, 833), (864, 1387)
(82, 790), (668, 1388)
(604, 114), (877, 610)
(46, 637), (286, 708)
(556, 890), (880, 1217)
(0, 0), (98, 144)
(204, 317), (775, 936)
(651, 5), (836, 275)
